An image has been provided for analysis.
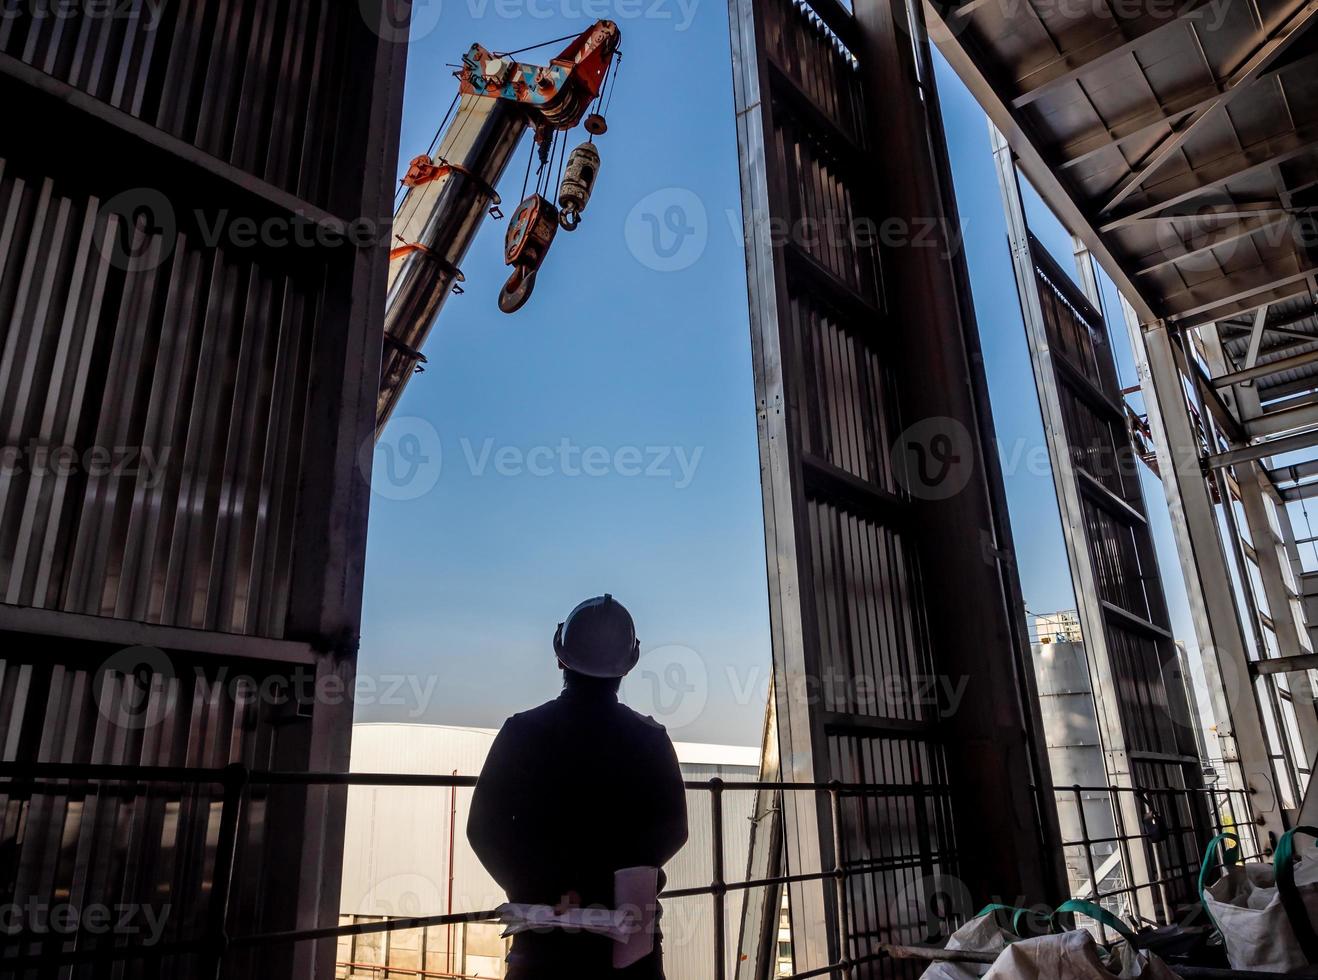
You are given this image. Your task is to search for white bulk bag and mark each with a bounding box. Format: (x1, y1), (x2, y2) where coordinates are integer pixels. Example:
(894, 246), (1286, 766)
(920, 901), (1149, 980)
(1200, 827), (1318, 973)
(982, 929), (1177, 980)
(919, 905), (1019, 980)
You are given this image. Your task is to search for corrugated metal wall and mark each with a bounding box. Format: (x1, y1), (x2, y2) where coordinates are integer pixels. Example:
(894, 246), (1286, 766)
(0, 168), (320, 633)
(0, 649), (301, 975)
(0, 0), (405, 975)
(1024, 236), (1210, 913)
(0, 0), (357, 211)
(730, 0), (1064, 974)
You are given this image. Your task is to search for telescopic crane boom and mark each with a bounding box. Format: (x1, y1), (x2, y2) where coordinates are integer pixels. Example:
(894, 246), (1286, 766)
(377, 20), (621, 436)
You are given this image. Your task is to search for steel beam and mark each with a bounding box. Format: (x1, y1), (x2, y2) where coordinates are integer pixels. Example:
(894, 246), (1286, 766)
(994, 128), (1158, 917)
(727, 0), (831, 967)
(0, 49), (352, 233)
(1165, 252), (1318, 322)
(1098, 0), (1318, 215)
(1057, 50), (1318, 174)
(734, 694), (784, 980)
(1253, 654), (1318, 676)
(1271, 459), (1318, 485)
(1177, 279), (1316, 332)
(1210, 429), (1318, 467)
(1102, 127), (1318, 231)
(1243, 397), (1318, 439)
(1135, 215), (1294, 278)
(1010, 0), (1221, 109)
(1284, 481), (1318, 502)
(1237, 463), (1318, 761)
(0, 605), (316, 666)
(1132, 312), (1288, 844)
(1212, 342), (1318, 388)
(1246, 305), (1271, 370)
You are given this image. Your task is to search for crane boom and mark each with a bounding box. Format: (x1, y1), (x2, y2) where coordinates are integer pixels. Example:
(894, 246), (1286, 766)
(377, 21), (621, 436)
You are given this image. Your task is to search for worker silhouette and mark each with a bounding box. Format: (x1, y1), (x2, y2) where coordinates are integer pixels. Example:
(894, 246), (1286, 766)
(469, 595), (690, 979)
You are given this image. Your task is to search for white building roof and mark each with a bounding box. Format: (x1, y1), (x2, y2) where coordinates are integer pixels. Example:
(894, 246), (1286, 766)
(350, 722), (761, 771)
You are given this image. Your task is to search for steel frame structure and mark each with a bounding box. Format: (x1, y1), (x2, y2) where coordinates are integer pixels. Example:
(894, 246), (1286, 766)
(0, 2), (407, 976)
(729, 0), (1065, 973)
(931, 0), (1318, 854)
(992, 125), (1213, 920)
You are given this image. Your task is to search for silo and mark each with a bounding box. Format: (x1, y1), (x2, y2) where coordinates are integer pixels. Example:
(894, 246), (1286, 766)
(1032, 626), (1128, 911)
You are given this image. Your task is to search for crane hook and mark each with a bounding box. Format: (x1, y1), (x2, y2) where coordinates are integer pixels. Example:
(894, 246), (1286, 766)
(500, 193), (559, 314)
(557, 141), (600, 232)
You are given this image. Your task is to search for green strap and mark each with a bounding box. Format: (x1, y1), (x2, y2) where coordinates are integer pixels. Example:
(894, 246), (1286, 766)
(1198, 832), (1241, 934)
(1051, 899), (1139, 946)
(1273, 826), (1318, 963)
(976, 903), (1032, 936)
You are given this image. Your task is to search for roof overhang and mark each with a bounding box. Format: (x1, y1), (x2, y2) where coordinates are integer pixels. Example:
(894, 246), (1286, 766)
(930, 0), (1318, 453)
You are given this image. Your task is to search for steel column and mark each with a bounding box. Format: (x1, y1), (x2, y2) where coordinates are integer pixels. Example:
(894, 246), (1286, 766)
(993, 127), (1156, 918)
(727, 0), (831, 967)
(1127, 311), (1287, 845)
(729, 0), (1064, 970)
(1237, 464), (1318, 766)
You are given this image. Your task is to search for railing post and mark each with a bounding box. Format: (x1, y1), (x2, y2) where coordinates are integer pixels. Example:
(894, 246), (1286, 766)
(829, 782), (851, 979)
(209, 763), (250, 980)
(711, 777), (726, 980)
(1072, 785), (1108, 945)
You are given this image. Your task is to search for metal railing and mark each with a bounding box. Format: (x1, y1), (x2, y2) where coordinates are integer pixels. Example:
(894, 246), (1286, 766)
(0, 761), (1302, 980)
(1051, 782), (1262, 935)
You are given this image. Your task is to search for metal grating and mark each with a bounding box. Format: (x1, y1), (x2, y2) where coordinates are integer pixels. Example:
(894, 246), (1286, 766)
(795, 290), (898, 487)
(0, 650), (293, 974)
(1030, 240), (1204, 770)
(0, 158), (320, 637)
(0, 1), (404, 976)
(995, 184), (1212, 914)
(733, 0), (1062, 971)
(829, 734), (957, 980)
(0, 0), (357, 211)
(806, 498), (933, 722)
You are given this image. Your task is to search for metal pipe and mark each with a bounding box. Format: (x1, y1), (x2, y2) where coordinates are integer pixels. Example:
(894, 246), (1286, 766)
(376, 95), (529, 433)
(828, 783), (852, 979)
(1073, 784), (1109, 942)
(447, 769), (458, 975)
(209, 764), (250, 979)
(711, 777), (726, 980)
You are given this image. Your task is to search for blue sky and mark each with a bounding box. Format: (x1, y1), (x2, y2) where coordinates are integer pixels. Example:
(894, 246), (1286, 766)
(358, 0), (771, 744)
(357, 1), (1202, 747)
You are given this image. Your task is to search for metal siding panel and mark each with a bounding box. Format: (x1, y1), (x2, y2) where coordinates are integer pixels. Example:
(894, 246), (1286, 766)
(0, 1), (402, 972)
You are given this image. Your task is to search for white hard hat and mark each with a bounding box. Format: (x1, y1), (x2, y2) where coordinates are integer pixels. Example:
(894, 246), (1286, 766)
(553, 594), (641, 678)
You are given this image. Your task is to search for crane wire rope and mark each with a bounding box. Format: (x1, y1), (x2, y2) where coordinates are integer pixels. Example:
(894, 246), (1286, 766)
(394, 91), (461, 214)
(494, 31), (581, 58)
